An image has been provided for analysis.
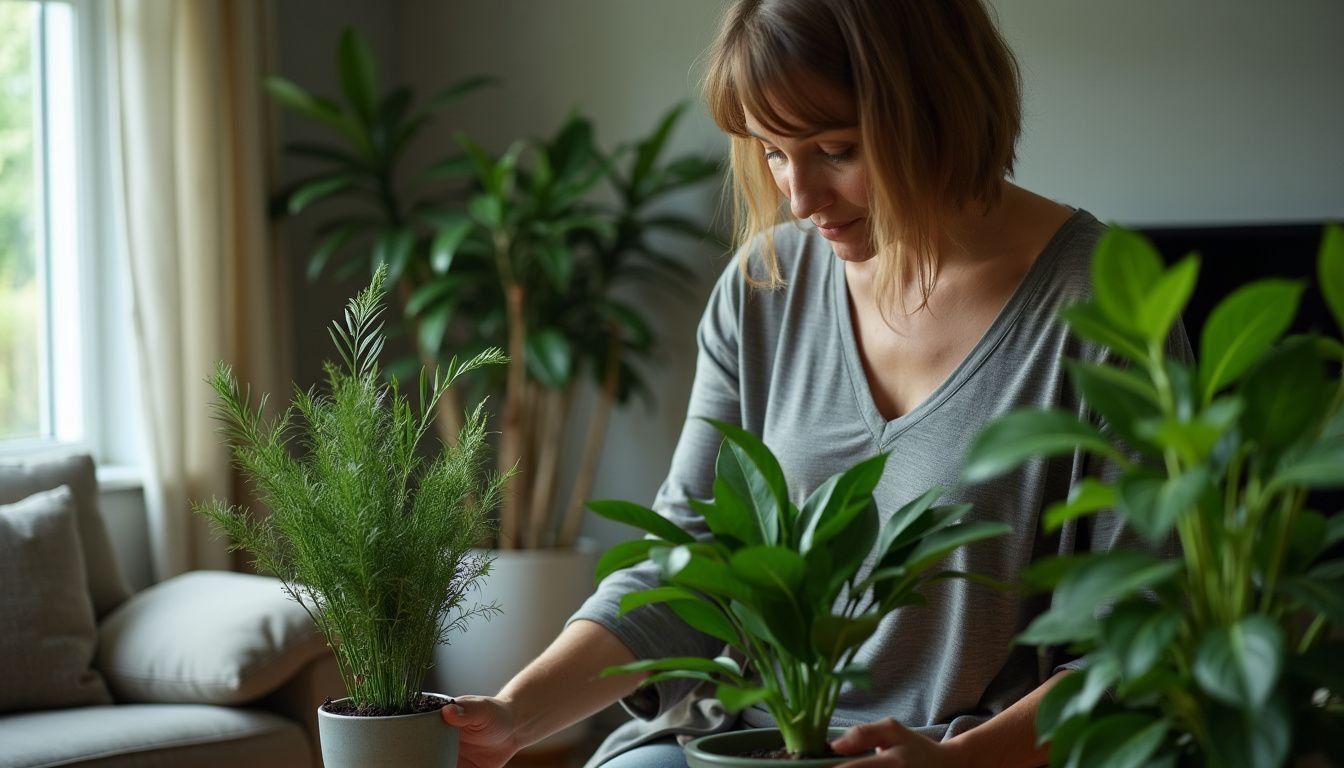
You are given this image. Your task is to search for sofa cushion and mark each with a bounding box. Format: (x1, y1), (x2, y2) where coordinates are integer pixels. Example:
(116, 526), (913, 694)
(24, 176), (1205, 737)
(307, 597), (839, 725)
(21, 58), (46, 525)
(0, 454), (131, 618)
(0, 486), (113, 713)
(96, 571), (329, 705)
(0, 704), (309, 768)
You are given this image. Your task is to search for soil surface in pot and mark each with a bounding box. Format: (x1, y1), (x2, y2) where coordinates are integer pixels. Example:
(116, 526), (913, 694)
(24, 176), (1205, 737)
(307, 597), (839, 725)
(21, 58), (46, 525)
(321, 693), (451, 717)
(742, 745), (841, 760)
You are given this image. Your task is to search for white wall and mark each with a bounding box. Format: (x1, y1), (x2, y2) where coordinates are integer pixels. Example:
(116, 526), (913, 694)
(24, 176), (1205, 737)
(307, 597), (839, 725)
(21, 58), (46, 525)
(273, 0), (1344, 550)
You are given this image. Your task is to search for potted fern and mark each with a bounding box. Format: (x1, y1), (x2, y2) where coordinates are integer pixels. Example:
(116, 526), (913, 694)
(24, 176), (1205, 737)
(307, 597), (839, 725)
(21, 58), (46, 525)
(963, 225), (1344, 767)
(194, 266), (510, 768)
(590, 420), (1010, 765)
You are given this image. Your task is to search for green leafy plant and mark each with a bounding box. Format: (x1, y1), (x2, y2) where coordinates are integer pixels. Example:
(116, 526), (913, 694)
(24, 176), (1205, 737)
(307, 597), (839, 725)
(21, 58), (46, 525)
(963, 225), (1344, 767)
(194, 266), (511, 715)
(267, 28), (723, 550)
(590, 420), (1010, 758)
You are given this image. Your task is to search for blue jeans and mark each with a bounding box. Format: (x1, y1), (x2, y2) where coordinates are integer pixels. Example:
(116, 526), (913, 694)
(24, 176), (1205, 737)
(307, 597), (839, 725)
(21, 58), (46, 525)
(596, 738), (686, 768)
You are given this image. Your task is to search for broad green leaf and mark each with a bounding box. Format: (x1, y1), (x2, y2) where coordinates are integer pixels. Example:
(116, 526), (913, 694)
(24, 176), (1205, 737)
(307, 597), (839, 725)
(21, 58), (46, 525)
(1206, 696), (1291, 768)
(1279, 576), (1344, 624)
(798, 453), (889, 553)
(716, 684), (769, 713)
(1066, 713), (1168, 768)
(1044, 479), (1116, 532)
(695, 487), (757, 548)
(406, 276), (460, 317)
(587, 500), (694, 544)
(264, 77), (344, 127)
(1053, 551), (1182, 620)
(1099, 601), (1181, 680)
(1320, 224), (1344, 333)
(708, 420), (788, 545)
(525, 328), (572, 389)
(337, 29), (378, 128)
(416, 299), (454, 358)
(1115, 467), (1209, 545)
(531, 242), (575, 291)
(374, 228), (416, 284)
(748, 593), (812, 661)
(619, 586), (701, 613)
(288, 175), (352, 214)
(1135, 397), (1242, 466)
(1199, 279), (1303, 403)
(1019, 554), (1092, 593)
(654, 545), (750, 603)
(1239, 337), (1328, 455)
(904, 521), (1011, 575)
(631, 102), (687, 200)
(593, 538), (658, 582)
(811, 613), (883, 662)
(1137, 253), (1200, 343)
(307, 225), (360, 282)
(668, 601), (740, 647)
(1270, 436), (1344, 489)
(963, 409), (1121, 483)
(430, 218), (474, 274)
(1063, 360), (1161, 452)
(610, 655), (746, 682)
(874, 487), (946, 559)
(1059, 303), (1148, 363)
(730, 546), (805, 594)
(1036, 671), (1087, 741)
(467, 194), (503, 230)
(1091, 227), (1164, 333)
(1193, 614), (1283, 710)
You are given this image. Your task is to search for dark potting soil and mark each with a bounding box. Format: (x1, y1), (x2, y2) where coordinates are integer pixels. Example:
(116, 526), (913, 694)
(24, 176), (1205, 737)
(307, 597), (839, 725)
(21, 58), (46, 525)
(740, 745), (841, 760)
(321, 693), (452, 717)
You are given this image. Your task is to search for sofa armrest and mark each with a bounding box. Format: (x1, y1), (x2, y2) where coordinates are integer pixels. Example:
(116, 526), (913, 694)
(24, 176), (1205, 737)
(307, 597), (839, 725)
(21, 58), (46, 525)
(95, 570), (329, 705)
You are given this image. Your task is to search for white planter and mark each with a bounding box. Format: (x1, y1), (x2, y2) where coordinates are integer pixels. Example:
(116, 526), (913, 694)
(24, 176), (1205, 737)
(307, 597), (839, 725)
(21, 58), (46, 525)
(316, 694), (458, 768)
(430, 542), (600, 753)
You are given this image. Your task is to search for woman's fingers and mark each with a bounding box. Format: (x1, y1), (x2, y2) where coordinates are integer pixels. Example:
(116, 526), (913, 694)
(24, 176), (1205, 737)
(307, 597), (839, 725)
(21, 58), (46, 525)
(832, 717), (915, 754)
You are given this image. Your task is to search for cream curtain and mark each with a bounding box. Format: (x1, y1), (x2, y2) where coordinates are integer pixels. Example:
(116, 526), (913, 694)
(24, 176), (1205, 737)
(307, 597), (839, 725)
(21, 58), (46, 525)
(108, 0), (289, 579)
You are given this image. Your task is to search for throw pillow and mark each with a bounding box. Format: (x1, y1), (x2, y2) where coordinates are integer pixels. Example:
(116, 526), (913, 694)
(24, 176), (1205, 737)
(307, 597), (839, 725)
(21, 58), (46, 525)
(96, 570), (328, 704)
(0, 486), (113, 712)
(0, 454), (131, 618)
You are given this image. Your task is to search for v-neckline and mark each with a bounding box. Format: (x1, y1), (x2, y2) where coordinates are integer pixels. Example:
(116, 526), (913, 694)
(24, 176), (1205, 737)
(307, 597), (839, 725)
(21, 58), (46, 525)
(830, 209), (1088, 447)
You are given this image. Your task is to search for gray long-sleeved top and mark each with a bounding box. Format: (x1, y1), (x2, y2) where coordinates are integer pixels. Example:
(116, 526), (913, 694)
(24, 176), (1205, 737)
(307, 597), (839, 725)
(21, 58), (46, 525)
(571, 210), (1182, 764)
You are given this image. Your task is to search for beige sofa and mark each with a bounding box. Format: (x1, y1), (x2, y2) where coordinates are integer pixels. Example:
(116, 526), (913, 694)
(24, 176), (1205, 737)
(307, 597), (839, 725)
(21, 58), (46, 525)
(0, 454), (340, 768)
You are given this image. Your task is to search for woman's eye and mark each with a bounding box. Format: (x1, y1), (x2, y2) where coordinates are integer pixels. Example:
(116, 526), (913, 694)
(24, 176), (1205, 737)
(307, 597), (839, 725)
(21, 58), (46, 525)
(764, 149), (784, 163)
(822, 147), (854, 163)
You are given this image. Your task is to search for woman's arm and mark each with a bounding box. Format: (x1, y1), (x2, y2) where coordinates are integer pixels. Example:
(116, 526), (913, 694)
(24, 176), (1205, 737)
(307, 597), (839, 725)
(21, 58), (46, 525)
(831, 671), (1067, 768)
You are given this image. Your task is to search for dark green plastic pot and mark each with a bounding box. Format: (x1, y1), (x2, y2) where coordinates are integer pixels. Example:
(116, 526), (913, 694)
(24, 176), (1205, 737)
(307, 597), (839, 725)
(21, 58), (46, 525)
(685, 727), (867, 767)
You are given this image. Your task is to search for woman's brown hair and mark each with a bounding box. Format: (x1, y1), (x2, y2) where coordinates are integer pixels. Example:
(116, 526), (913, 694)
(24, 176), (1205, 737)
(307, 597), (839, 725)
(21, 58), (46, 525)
(704, 0), (1022, 311)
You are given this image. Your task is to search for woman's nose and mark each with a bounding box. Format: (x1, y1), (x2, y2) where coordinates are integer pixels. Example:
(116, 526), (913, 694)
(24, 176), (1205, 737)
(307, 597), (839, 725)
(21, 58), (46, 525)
(787, 165), (830, 219)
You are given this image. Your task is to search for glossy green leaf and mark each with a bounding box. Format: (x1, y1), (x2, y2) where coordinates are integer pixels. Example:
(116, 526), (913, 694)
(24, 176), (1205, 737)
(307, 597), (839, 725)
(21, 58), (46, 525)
(1239, 337), (1328, 455)
(695, 489), (756, 548)
(1099, 601), (1182, 680)
(610, 655), (746, 682)
(1193, 614), (1283, 710)
(1205, 695), (1291, 768)
(1115, 467), (1209, 544)
(1092, 227), (1165, 333)
(716, 685), (769, 713)
(374, 228), (416, 285)
(415, 299), (454, 358)
(1043, 479), (1116, 532)
(337, 29), (378, 127)
(430, 218), (474, 275)
(1064, 360), (1161, 452)
(708, 420), (788, 545)
(1320, 223), (1344, 333)
(587, 500), (694, 544)
(1059, 302), (1148, 363)
(668, 601), (740, 648)
(1279, 576), (1344, 624)
(798, 453), (889, 553)
(631, 102), (687, 200)
(1066, 713), (1168, 768)
(1135, 397), (1242, 466)
(619, 586), (700, 613)
(1271, 435), (1344, 489)
(524, 328), (572, 389)
(963, 409), (1122, 483)
(593, 538), (658, 582)
(730, 546), (805, 594)
(873, 487), (946, 559)
(811, 613), (883, 662)
(1199, 279), (1303, 403)
(264, 77), (344, 127)
(1023, 552), (1181, 645)
(1137, 253), (1200, 343)
(288, 175), (353, 214)
(653, 545), (749, 603)
(1036, 671), (1087, 741)
(904, 521), (1011, 575)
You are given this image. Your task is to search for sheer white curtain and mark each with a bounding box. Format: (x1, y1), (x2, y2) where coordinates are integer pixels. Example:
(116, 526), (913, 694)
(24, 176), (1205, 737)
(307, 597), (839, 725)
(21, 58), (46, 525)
(108, 0), (289, 579)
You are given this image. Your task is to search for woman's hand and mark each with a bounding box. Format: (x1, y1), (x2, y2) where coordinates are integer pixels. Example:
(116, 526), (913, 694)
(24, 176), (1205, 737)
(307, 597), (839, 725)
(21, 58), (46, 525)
(440, 695), (522, 768)
(831, 718), (968, 768)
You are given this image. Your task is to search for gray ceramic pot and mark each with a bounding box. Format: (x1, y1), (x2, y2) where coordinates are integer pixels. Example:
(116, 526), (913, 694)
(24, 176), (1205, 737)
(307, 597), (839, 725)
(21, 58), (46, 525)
(316, 695), (458, 768)
(685, 728), (862, 767)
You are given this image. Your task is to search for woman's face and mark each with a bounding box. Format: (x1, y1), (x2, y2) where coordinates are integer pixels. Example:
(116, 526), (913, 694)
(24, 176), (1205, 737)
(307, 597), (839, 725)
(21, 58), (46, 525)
(742, 92), (872, 263)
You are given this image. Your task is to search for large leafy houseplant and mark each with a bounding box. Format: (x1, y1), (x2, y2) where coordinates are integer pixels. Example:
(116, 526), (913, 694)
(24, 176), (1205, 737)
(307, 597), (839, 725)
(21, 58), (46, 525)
(194, 266), (510, 717)
(590, 420), (1010, 759)
(267, 28), (722, 550)
(963, 225), (1344, 767)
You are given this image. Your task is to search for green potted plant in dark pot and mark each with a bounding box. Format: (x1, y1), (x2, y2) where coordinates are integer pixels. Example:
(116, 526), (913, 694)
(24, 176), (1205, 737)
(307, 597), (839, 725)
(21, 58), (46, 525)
(963, 225), (1344, 767)
(590, 420), (1011, 766)
(193, 266), (511, 768)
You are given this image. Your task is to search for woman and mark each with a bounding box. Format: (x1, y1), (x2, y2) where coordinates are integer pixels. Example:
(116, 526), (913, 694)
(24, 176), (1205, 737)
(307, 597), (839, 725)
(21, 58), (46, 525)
(444, 1), (1183, 766)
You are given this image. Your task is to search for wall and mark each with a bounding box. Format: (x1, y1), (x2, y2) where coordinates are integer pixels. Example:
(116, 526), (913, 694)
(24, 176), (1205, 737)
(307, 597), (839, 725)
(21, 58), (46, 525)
(271, 1), (1344, 552)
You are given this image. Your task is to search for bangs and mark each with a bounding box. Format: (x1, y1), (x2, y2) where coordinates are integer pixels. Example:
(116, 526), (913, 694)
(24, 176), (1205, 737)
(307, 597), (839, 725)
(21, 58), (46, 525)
(706, 15), (853, 138)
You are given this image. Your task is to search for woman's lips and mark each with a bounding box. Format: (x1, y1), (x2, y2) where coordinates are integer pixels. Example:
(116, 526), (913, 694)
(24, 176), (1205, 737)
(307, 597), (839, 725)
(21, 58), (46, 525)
(816, 218), (859, 240)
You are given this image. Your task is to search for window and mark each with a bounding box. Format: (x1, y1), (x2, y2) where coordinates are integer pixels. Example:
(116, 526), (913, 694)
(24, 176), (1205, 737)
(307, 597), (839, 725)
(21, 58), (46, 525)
(0, 0), (137, 466)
